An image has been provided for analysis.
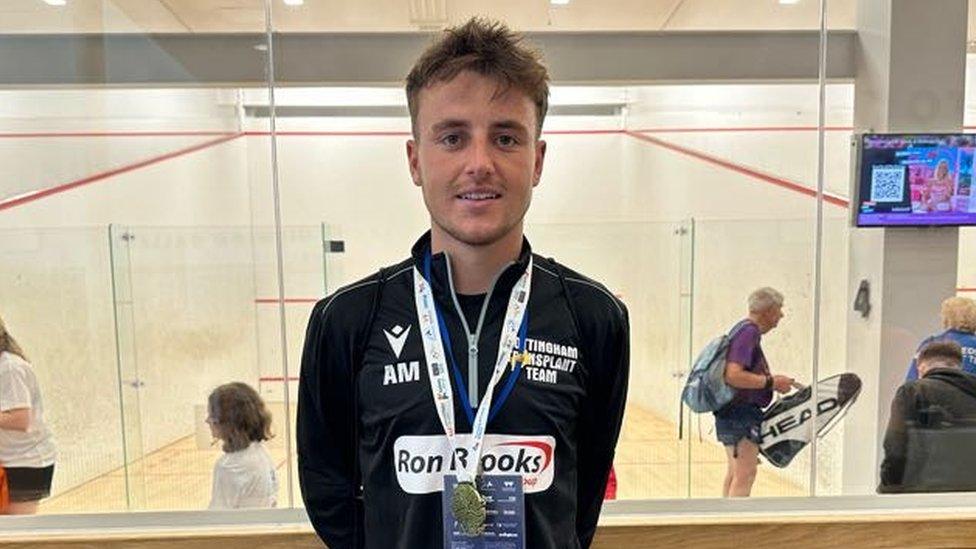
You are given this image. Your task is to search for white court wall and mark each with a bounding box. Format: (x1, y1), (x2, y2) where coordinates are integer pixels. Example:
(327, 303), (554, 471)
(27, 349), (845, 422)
(625, 84), (855, 197)
(0, 89), (241, 204)
(957, 55), (976, 290)
(0, 89), (259, 498)
(0, 140), (252, 229)
(0, 227), (121, 498)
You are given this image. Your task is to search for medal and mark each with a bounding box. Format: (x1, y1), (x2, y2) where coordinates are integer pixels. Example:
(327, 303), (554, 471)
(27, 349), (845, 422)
(451, 480), (487, 536)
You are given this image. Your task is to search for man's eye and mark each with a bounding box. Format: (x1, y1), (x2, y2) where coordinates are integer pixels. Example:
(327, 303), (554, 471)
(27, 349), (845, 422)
(440, 134), (462, 147)
(496, 135), (519, 147)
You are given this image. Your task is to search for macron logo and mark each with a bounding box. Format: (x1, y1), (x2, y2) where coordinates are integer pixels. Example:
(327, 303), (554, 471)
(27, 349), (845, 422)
(383, 324), (411, 359)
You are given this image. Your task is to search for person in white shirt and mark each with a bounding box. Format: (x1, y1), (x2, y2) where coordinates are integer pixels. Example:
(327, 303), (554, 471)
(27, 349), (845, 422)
(206, 382), (278, 510)
(0, 315), (56, 514)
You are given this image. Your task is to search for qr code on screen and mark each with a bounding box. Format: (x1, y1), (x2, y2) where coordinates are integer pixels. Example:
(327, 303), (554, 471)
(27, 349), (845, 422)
(870, 165), (906, 202)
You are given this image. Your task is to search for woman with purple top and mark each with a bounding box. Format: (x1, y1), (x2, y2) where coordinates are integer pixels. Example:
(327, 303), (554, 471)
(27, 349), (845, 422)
(716, 287), (794, 497)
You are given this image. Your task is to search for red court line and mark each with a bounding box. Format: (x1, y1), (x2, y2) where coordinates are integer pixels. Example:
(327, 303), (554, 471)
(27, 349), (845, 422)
(631, 126), (854, 133)
(0, 131), (238, 138)
(242, 129), (625, 137)
(636, 125), (976, 133)
(0, 132), (243, 212)
(957, 288), (976, 292)
(542, 129), (624, 135)
(244, 130), (411, 137)
(1, 129), (619, 139)
(624, 130), (850, 208)
(259, 376), (300, 382)
(8, 125), (974, 138)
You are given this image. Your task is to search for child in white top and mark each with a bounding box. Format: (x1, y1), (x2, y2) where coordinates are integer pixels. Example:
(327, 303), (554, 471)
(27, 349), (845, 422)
(0, 315), (56, 515)
(206, 382), (278, 510)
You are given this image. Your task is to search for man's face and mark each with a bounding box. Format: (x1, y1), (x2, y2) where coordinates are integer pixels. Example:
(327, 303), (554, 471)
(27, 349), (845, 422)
(407, 71), (546, 249)
(757, 305), (784, 334)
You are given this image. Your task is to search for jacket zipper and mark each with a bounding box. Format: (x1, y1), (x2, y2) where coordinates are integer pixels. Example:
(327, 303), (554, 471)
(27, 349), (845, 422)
(443, 253), (512, 408)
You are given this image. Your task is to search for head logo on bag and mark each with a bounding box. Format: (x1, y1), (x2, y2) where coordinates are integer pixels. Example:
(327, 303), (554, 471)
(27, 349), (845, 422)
(682, 321), (749, 413)
(759, 373), (862, 468)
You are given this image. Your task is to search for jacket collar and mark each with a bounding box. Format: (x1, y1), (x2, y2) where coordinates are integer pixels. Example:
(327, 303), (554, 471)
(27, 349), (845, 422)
(923, 368), (976, 399)
(409, 230), (533, 300)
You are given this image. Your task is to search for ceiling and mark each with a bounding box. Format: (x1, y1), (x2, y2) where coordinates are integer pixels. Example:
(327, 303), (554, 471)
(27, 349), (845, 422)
(5, 0), (976, 47)
(0, 0), (860, 33)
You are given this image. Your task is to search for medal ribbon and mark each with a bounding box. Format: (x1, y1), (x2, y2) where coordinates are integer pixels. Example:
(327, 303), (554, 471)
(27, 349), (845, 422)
(414, 251), (532, 484)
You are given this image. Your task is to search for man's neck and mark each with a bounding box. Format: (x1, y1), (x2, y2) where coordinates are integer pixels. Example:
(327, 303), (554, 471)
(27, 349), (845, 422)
(430, 228), (523, 295)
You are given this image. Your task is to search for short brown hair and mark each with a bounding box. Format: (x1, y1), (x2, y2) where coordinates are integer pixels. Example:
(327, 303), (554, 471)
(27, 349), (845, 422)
(405, 18), (550, 137)
(918, 340), (963, 369)
(208, 382), (273, 453)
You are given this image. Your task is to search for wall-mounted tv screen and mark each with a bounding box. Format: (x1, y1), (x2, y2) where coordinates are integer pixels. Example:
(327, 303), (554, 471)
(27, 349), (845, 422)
(856, 133), (976, 227)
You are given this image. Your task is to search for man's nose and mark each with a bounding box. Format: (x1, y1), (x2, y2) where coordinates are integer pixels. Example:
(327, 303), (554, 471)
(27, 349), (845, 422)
(464, 137), (494, 180)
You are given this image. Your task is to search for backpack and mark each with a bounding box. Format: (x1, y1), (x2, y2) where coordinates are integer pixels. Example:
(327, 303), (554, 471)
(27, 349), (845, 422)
(681, 321), (749, 413)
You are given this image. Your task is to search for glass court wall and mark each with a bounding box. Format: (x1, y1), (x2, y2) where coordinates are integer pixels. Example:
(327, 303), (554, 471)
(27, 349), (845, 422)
(2, 0), (974, 524)
(0, 0), (284, 512)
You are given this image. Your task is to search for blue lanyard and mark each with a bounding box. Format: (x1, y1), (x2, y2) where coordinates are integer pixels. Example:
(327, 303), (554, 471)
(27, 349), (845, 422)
(423, 251), (528, 426)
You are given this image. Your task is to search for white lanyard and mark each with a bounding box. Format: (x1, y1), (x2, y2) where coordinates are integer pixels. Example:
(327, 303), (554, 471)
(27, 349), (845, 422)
(413, 254), (533, 484)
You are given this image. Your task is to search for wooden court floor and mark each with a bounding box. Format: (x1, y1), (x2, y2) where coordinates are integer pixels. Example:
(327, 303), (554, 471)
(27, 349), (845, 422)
(614, 405), (803, 499)
(39, 404), (801, 514)
(39, 436), (294, 514)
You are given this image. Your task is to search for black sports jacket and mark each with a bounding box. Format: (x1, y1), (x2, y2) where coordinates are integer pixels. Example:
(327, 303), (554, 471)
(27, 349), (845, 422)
(298, 232), (629, 549)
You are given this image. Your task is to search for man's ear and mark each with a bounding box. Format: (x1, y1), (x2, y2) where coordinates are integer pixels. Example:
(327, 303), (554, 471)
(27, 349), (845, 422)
(533, 139), (546, 187)
(407, 138), (422, 187)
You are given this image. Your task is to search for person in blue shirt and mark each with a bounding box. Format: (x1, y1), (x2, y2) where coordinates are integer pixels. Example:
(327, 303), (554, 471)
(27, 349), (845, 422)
(906, 296), (976, 381)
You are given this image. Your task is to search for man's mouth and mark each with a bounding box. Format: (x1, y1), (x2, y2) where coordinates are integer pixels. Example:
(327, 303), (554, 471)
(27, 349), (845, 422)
(457, 192), (501, 201)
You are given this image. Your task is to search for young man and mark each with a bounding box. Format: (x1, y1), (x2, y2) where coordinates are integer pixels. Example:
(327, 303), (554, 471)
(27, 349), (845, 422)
(880, 340), (976, 493)
(717, 287), (794, 497)
(297, 18), (629, 549)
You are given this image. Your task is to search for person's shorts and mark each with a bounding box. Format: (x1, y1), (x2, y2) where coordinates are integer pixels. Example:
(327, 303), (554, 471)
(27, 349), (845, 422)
(6, 465), (54, 503)
(714, 403), (763, 448)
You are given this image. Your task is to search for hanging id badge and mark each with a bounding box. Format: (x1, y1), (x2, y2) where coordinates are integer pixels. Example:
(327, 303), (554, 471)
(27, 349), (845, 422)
(442, 474), (525, 549)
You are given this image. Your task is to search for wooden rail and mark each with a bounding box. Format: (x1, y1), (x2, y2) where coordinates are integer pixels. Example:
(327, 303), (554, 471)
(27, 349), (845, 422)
(3, 512), (976, 548)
